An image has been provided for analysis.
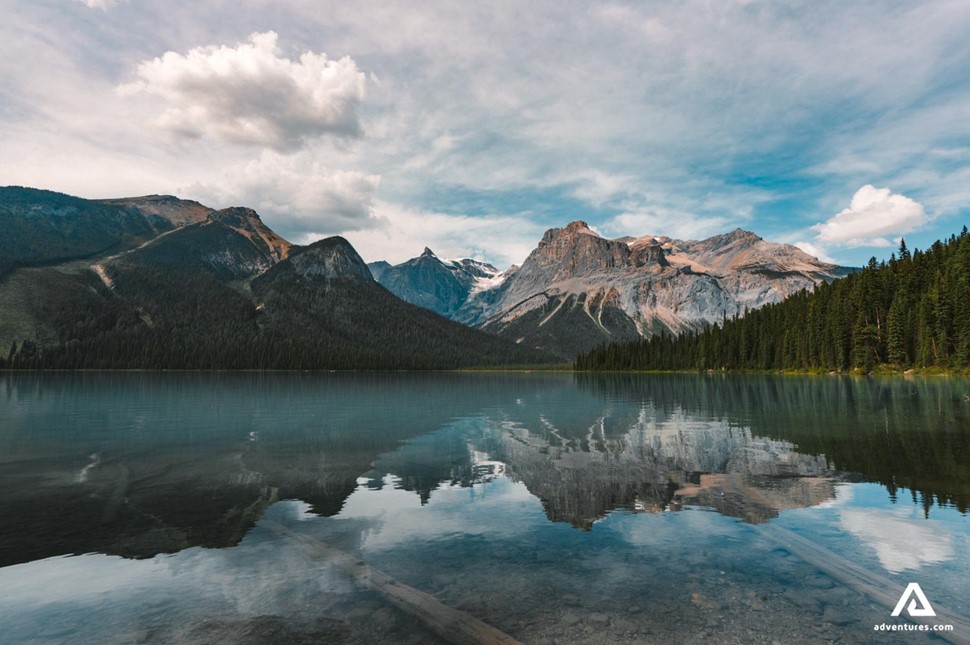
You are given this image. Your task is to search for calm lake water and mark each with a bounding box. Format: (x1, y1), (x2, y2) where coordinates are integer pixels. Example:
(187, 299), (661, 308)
(2, 372), (969, 644)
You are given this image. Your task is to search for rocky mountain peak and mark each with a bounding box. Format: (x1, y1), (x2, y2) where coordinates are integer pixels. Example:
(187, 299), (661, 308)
(207, 207), (290, 262)
(97, 194), (214, 228)
(336, 215), (852, 359)
(369, 248), (503, 318)
(565, 220), (595, 234)
(208, 207), (262, 228)
(630, 242), (670, 268)
(529, 222), (639, 283)
(289, 236), (372, 281)
(715, 228), (762, 245)
(733, 228), (761, 241)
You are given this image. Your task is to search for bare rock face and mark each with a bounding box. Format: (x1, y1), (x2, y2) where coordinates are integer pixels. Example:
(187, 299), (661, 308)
(207, 207), (291, 263)
(454, 222), (851, 358)
(530, 221), (632, 278)
(364, 220), (852, 359)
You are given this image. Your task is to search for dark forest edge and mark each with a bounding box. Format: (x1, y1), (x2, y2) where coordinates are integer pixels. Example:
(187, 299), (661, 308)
(576, 226), (970, 373)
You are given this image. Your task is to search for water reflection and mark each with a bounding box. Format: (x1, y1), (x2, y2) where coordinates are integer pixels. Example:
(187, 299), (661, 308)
(840, 507), (955, 573)
(370, 414), (839, 528)
(2, 372), (968, 567)
(576, 373), (970, 514)
(2, 372), (970, 644)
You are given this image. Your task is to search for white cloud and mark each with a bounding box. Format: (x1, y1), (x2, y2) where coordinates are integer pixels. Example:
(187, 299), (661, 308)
(183, 150), (381, 239)
(6, 1), (970, 266)
(74, 0), (126, 9)
(339, 201), (546, 267)
(813, 185), (928, 247)
(793, 241), (837, 264)
(840, 508), (953, 573)
(120, 31), (366, 150)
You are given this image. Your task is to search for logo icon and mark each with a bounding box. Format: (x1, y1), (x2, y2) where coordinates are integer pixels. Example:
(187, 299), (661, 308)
(891, 583), (936, 618)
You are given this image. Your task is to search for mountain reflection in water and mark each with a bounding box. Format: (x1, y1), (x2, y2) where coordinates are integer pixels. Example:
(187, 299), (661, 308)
(577, 373), (970, 515)
(3, 372), (970, 645)
(1, 372), (967, 565)
(368, 413), (839, 528)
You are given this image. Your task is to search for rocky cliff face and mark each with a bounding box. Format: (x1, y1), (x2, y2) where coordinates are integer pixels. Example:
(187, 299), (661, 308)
(448, 222), (851, 358)
(207, 207), (291, 264)
(371, 221), (849, 359)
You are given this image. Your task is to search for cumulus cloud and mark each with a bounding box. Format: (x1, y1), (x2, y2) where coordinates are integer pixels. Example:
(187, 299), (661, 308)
(121, 31), (366, 150)
(813, 185), (928, 247)
(184, 151), (380, 239)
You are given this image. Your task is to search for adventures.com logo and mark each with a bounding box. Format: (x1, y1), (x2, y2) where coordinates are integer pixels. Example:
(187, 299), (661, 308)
(874, 583), (954, 634)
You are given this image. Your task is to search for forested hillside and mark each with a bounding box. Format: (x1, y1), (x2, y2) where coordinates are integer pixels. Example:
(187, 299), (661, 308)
(0, 187), (168, 277)
(0, 237), (554, 371)
(0, 188), (555, 370)
(576, 227), (970, 372)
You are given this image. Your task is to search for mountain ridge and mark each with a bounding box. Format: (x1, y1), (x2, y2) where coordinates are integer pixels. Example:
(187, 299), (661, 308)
(1, 185), (855, 366)
(374, 220), (852, 358)
(369, 247), (501, 318)
(0, 187), (554, 369)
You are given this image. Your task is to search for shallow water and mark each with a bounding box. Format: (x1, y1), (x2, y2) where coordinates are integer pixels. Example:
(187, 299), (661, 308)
(1, 372), (969, 643)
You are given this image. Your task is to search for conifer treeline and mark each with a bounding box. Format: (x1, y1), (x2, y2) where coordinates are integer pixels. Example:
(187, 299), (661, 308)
(576, 226), (970, 372)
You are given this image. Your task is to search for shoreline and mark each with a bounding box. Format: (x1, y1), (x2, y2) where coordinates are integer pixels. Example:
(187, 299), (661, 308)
(1, 365), (968, 377)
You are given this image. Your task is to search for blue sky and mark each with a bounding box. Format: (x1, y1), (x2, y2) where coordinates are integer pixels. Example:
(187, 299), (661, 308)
(2, 1), (969, 267)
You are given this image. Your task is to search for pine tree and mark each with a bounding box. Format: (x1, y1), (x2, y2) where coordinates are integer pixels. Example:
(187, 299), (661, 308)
(886, 294), (908, 365)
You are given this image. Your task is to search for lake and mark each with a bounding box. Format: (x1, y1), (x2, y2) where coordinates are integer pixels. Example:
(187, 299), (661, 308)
(1, 372), (969, 644)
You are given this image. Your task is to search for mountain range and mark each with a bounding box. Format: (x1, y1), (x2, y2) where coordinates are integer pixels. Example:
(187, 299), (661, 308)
(0, 187), (551, 369)
(372, 221), (852, 358)
(1, 186), (851, 367)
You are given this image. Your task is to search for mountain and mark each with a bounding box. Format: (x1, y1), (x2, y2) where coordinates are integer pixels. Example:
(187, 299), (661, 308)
(98, 207), (291, 283)
(371, 248), (502, 318)
(0, 188), (219, 349)
(366, 260), (392, 281)
(244, 239), (548, 368)
(0, 187), (554, 369)
(98, 194), (213, 228)
(0, 187), (208, 277)
(577, 226), (970, 372)
(1, 185), (852, 367)
(376, 221), (851, 359)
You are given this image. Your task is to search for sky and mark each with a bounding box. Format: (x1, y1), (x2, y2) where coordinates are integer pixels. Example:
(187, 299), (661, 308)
(2, 1), (969, 267)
